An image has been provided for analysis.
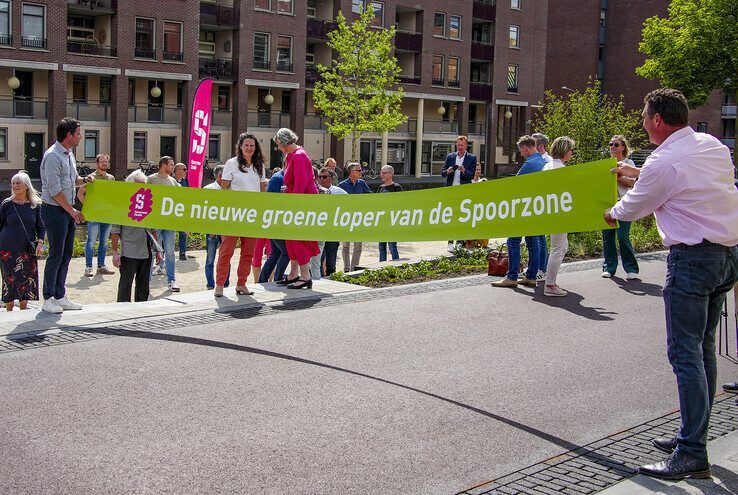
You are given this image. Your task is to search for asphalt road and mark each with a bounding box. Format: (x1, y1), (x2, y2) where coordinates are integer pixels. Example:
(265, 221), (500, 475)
(1, 256), (737, 494)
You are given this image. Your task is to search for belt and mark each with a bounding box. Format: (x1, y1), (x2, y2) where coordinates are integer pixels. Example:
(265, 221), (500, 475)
(670, 239), (729, 250)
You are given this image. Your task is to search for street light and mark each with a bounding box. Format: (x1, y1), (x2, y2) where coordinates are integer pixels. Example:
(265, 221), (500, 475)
(264, 92), (274, 105)
(504, 109), (512, 119)
(7, 76), (20, 90)
(150, 84), (161, 98)
(436, 104), (446, 115)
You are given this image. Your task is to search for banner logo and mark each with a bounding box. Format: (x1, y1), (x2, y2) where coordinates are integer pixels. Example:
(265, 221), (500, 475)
(187, 78), (214, 189)
(128, 188), (154, 222)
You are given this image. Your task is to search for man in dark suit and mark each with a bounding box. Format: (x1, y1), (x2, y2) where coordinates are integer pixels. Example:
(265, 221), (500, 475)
(441, 135), (477, 252)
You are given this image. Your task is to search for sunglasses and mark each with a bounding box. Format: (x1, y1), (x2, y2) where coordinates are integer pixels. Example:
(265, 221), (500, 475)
(609, 142), (621, 147)
(318, 175), (330, 179)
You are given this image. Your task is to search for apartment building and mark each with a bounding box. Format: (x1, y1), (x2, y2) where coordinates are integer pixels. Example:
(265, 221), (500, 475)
(545, 0), (735, 155)
(0, 0), (547, 185)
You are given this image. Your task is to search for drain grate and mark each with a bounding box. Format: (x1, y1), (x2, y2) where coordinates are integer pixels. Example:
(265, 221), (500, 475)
(458, 394), (738, 495)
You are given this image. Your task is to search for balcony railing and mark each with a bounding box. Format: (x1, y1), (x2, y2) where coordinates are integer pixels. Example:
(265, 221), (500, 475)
(66, 101), (111, 121)
(212, 109), (231, 127)
(135, 47), (155, 59)
(276, 60), (293, 72)
(306, 17), (338, 40)
(199, 57), (238, 80)
(306, 66), (320, 87)
(67, 40), (116, 57)
(472, 0), (496, 21)
(448, 80), (460, 88)
(398, 75), (421, 85)
(469, 82), (493, 101)
(423, 119), (458, 134)
(722, 104), (737, 118)
(21, 37), (46, 49)
(304, 113), (326, 130)
(395, 31), (422, 52)
(200, 3), (239, 29)
(67, 0), (117, 12)
(0, 34), (11, 46)
(432, 78), (445, 86)
(247, 111), (291, 128)
(0, 97), (48, 119)
(468, 122), (486, 136)
(471, 41), (494, 60)
(128, 104), (182, 124)
(393, 118), (417, 135)
(163, 51), (184, 62)
(253, 59), (271, 70)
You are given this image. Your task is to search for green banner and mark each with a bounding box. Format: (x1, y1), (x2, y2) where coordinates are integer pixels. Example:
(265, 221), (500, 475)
(82, 159), (617, 242)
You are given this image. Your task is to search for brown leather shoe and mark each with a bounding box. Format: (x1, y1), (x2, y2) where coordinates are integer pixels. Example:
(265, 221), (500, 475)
(492, 277), (518, 287)
(97, 266), (115, 275)
(518, 277), (537, 287)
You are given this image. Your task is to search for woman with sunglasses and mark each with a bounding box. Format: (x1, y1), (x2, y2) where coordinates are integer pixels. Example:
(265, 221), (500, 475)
(602, 135), (639, 279)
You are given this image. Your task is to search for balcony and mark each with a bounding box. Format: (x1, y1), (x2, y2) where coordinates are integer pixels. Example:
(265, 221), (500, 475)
(424, 119), (458, 134)
(199, 57), (238, 80)
(472, 0), (496, 21)
(468, 121), (486, 136)
(304, 113), (326, 130)
(67, 40), (116, 57)
(471, 41), (494, 61)
(163, 51), (184, 62)
(432, 78), (445, 87)
(307, 18), (337, 40)
(0, 34), (11, 46)
(448, 80), (460, 88)
(398, 75), (421, 85)
(393, 118), (417, 134)
(212, 109), (231, 127)
(247, 111), (290, 128)
(469, 82), (492, 101)
(67, 0), (117, 14)
(395, 31), (422, 52)
(306, 66), (320, 87)
(276, 60), (293, 72)
(722, 104), (737, 118)
(200, 3), (239, 30)
(21, 37), (46, 49)
(135, 47), (155, 59)
(66, 100), (111, 121)
(128, 104), (182, 124)
(253, 59), (271, 70)
(0, 97), (48, 119)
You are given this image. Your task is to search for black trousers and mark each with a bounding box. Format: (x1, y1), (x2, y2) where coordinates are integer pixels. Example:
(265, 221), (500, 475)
(117, 255), (152, 302)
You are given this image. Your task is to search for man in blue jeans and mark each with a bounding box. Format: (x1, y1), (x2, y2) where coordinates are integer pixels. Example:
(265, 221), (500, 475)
(607, 88), (738, 480)
(78, 153), (116, 278)
(492, 135), (547, 288)
(39, 118), (88, 313)
(202, 164), (229, 289)
(147, 156), (180, 292)
(259, 168), (290, 283)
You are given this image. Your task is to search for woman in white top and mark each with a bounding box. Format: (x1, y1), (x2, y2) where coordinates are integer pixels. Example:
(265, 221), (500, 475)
(601, 134), (639, 280)
(542, 136), (576, 297)
(214, 132), (267, 297)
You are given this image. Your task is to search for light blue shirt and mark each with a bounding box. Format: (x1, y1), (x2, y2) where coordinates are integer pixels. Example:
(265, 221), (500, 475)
(40, 141), (78, 206)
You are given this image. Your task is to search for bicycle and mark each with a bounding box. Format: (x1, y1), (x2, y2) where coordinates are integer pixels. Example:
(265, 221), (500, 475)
(360, 162), (378, 180)
(76, 161), (92, 177)
(138, 158), (157, 176)
(202, 158), (220, 181)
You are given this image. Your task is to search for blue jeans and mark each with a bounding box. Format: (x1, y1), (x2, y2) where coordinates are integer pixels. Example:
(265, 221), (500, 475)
(602, 221), (639, 275)
(205, 234), (229, 288)
(156, 229), (176, 283)
(259, 238), (290, 283)
(537, 235), (548, 273)
(665, 242), (738, 458)
(322, 241), (340, 276)
(379, 242), (399, 261)
(84, 221), (111, 268)
(506, 235), (540, 280)
(41, 204), (75, 300)
(178, 231), (187, 255)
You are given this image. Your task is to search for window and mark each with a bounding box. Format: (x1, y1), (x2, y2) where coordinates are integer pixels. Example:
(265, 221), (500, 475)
(199, 30), (215, 55)
(432, 55), (444, 85)
(135, 18), (155, 58)
(128, 79), (135, 106)
(276, 35), (292, 71)
(433, 13), (445, 37)
(0, 128), (6, 160)
(352, 0), (362, 20)
(449, 15), (461, 40)
(281, 91), (291, 113)
(163, 21), (183, 61)
(208, 134), (220, 160)
(253, 33), (270, 69)
(276, 0), (292, 14)
(84, 130), (98, 159)
(22, 3), (45, 47)
(100, 77), (111, 105)
(370, 2), (384, 27)
(254, 0), (270, 10)
(306, 0), (315, 16)
(447, 57), (459, 86)
(696, 122), (708, 133)
(72, 75), (87, 103)
(133, 132), (147, 161)
(472, 22), (491, 44)
(217, 86), (229, 110)
(511, 0), (520, 9)
(471, 62), (491, 83)
(0, 1), (10, 44)
(509, 25), (519, 48)
(507, 64), (518, 92)
(176, 82), (183, 108)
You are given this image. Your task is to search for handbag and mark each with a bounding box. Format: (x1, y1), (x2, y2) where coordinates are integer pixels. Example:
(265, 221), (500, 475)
(11, 201), (38, 256)
(487, 247), (509, 276)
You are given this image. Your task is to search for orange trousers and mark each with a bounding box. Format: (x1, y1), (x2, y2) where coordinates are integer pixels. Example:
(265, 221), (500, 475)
(216, 236), (256, 286)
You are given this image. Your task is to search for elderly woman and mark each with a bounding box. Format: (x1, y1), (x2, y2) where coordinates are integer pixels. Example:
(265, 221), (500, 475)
(273, 128), (320, 289)
(110, 170), (162, 302)
(0, 171), (45, 311)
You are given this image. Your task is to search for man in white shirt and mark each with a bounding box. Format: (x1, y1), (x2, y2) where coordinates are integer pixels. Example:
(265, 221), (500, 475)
(607, 88), (738, 481)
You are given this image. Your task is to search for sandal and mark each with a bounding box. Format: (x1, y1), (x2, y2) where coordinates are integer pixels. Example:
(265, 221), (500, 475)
(275, 276), (300, 286)
(235, 285), (254, 295)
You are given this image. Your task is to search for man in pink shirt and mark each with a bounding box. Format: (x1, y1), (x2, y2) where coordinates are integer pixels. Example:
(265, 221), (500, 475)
(607, 88), (738, 481)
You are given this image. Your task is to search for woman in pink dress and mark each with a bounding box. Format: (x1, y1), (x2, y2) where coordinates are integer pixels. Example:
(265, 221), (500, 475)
(273, 128), (320, 289)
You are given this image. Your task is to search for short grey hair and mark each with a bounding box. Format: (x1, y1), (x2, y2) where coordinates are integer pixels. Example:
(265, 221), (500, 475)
(274, 128), (299, 146)
(532, 132), (549, 148)
(126, 170), (148, 183)
(380, 165), (394, 174)
(212, 164), (225, 178)
(550, 136), (576, 159)
(346, 162), (361, 172)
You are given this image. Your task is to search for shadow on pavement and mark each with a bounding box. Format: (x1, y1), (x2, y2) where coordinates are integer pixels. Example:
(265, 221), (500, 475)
(612, 277), (663, 297)
(67, 275), (106, 289)
(514, 287), (618, 321)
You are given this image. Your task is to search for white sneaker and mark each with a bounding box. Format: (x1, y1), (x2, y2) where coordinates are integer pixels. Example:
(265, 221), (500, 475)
(55, 296), (82, 311)
(544, 285), (568, 297)
(84, 267), (94, 278)
(536, 270), (546, 282)
(447, 242), (455, 253)
(601, 271), (612, 278)
(626, 272), (639, 280)
(41, 298), (63, 314)
(168, 281), (180, 292)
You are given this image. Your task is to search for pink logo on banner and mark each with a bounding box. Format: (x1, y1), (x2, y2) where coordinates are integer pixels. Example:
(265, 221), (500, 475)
(187, 78), (214, 189)
(128, 187), (153, 222)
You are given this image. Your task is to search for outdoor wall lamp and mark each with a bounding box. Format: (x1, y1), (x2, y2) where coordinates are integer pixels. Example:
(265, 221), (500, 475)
(150, 82), (161, 98)
(7, 76), (20, 90)
(264, 91), (274, 105)
(436, 104), (445, 115)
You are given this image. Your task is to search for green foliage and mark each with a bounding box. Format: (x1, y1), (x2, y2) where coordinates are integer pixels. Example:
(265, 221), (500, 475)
(313, 5), (407, 160)
(534, 79), (646, 165)
(637, 0), (738, 108)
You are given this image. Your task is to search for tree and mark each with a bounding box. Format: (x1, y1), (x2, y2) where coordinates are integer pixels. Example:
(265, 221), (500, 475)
(534, 80), (646, 165)
(313, 5), (407, 161)
(637, 0), (737, 160)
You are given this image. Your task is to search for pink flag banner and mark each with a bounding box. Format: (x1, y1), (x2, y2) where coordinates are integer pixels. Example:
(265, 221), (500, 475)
(187, 78), (214, 188)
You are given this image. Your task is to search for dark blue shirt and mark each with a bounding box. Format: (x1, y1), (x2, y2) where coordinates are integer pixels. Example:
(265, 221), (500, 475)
(338, 178), (372, 194)
(517, 152), (547, 175)
(177, 177), (189, 188)
(267, 170), (285, 193)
